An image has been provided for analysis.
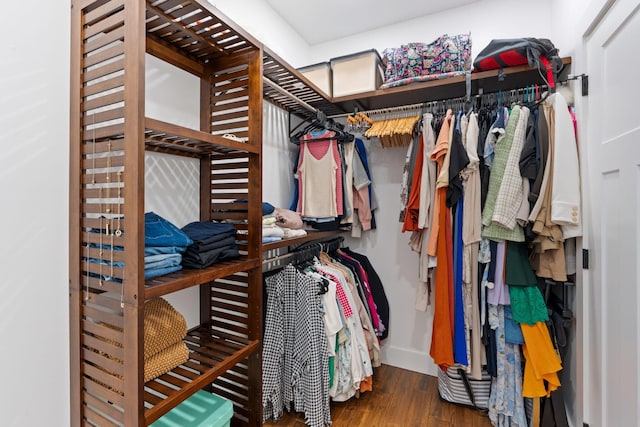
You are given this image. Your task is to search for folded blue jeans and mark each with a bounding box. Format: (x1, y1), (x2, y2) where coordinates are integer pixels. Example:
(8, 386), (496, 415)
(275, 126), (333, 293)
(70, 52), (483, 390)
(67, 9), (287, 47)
(144, 245), (186, 256)
(144, 253), (181, 270)
(145, 212), (193, 247)
(145, 264), (182, 280)
(181, 221), (236, 243)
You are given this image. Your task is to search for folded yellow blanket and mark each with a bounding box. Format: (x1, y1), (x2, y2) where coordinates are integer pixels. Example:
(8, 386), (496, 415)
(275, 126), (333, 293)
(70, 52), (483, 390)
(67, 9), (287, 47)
(144, 298), (187, 361)
(144, 341), (190, 383)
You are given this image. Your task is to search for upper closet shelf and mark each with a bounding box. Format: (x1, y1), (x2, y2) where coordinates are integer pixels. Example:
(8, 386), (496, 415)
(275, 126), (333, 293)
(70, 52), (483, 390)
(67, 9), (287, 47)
(145, 0), (260, 67)
(263, 47), (346, 120)
(332, 57), (573, 112)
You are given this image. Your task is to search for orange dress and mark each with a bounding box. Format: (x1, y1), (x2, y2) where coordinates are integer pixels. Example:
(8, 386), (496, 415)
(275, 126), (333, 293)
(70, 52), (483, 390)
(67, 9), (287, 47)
(403, 134), (425, 232)
(429, 113), (455, 368)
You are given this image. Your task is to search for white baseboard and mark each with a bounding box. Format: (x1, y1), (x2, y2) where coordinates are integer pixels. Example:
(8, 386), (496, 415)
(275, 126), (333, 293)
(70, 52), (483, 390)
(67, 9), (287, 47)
(380, 344), (439, 377)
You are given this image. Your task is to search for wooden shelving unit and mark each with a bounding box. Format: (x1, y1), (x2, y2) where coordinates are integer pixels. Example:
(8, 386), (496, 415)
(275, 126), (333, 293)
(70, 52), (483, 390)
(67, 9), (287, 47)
(70, 1), (268, 426)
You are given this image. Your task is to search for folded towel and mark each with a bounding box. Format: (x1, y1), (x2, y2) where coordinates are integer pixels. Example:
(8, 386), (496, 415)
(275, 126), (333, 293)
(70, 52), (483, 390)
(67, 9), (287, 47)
(262, 226), (285, 238)
(281, 228), (307, 238)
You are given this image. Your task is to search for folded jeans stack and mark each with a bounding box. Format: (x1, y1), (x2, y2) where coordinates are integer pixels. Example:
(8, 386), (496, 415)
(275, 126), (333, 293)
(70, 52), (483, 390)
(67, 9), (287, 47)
(144, 212), (193, 279)
(181, 221), (239, 268)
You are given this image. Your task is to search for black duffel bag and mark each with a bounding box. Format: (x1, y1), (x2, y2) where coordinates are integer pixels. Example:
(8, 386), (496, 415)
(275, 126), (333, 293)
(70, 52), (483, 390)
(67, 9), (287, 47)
(473, 38), (562, 89)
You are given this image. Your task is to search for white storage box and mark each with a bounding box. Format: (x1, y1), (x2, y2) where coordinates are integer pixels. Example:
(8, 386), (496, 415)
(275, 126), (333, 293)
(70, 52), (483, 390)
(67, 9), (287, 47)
(297, 61), (332, 97)
(330, 49), (384, 98)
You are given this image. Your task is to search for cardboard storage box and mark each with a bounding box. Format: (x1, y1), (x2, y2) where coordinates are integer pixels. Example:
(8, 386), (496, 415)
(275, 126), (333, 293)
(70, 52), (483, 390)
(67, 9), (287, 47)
(150, 390), (233, 427)
(297, 61), (332, 97)
(330, 49), (385, 98)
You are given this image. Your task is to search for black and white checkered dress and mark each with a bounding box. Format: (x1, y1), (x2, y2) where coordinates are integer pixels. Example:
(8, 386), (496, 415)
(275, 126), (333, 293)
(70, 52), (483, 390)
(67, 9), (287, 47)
(263, 265), (331, 427)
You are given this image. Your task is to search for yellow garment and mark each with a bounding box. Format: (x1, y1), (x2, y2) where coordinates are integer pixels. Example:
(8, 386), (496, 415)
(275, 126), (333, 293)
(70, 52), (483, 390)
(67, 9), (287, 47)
(521, 322), (562, 397)
(144, 297), (187, 360)
(144, 341), (189, 383)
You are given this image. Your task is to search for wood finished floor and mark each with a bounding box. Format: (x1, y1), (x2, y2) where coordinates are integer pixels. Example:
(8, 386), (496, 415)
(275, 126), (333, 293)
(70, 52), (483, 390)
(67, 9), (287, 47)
(264, 364), (492, 427)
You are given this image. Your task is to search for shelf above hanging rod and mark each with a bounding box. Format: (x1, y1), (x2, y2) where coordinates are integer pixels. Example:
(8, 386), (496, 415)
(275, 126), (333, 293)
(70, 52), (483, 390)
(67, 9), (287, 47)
(330, 57), (572, 113)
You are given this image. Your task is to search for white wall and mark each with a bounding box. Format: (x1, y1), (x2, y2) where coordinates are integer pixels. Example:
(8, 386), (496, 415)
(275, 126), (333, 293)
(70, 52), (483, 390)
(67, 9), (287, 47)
(0, 2), (70, 426)
(308, 0), (554, 65)
(551, 0), (586, 58)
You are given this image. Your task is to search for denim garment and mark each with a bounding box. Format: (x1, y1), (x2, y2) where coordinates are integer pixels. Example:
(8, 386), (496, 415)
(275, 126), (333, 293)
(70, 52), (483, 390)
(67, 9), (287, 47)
(182, 246), (239, 269)
(504, 305), (525, 345)
(188, 235), (237, 253)
(144, 253), (181, 264)
(145, 212), (193, 247)
(144, 245), (186, 256)
(145, 264), (182, 280)
(181, 221), (236, 243)
(144, 253), (181, 270)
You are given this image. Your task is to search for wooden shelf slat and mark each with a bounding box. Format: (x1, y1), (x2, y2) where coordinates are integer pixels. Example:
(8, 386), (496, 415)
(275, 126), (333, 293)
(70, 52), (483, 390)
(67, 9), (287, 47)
(143, 326), (259, 425)
(144, 257), (260, 300)
(144, 117), (260, 156)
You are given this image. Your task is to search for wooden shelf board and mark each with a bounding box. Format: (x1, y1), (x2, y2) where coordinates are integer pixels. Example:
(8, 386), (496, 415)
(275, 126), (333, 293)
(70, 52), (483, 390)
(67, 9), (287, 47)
(332, 57), (573, 112)
(143, 326), (259, 425)
(144, 0), (260, 68)
(144, 117), (260, 157)
(144, 257), (260, 300)
(263, 47), (346, 120)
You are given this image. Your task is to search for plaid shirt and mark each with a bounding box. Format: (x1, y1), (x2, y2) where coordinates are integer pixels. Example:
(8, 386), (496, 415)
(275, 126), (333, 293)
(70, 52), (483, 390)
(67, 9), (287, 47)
(482, 106), (525, 242)
(492, 107), (530, 230)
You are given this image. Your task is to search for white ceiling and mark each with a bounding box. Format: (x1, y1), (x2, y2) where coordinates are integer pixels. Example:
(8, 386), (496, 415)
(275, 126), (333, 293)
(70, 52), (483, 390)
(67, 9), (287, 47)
(264, 0), (483, 45)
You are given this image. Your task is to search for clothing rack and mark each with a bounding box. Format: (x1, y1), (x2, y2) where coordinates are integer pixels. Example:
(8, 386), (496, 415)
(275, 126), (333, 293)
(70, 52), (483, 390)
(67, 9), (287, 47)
(328, 80), (573, 120)
(289, 111), (354, 145)
(262, 236), (345, 272)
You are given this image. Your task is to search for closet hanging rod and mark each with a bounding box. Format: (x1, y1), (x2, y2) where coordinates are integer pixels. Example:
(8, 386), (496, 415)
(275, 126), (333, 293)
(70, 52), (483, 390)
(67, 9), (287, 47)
(263, 77), (318, 114)
(328, 81), (561, 120)
(328, 102), (426, 119)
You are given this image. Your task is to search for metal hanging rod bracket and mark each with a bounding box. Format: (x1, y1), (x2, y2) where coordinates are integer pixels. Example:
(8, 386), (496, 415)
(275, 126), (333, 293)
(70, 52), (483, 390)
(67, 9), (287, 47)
(565, 73), (589, 96)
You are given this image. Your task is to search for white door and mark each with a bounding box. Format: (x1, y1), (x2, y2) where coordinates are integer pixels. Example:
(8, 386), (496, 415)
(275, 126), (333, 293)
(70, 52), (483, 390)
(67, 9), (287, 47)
(582, 0), (640, 425)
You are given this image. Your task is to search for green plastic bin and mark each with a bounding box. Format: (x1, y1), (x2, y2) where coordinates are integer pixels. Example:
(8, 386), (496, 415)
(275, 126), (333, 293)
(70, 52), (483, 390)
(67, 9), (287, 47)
(150, 390), (233, 427)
